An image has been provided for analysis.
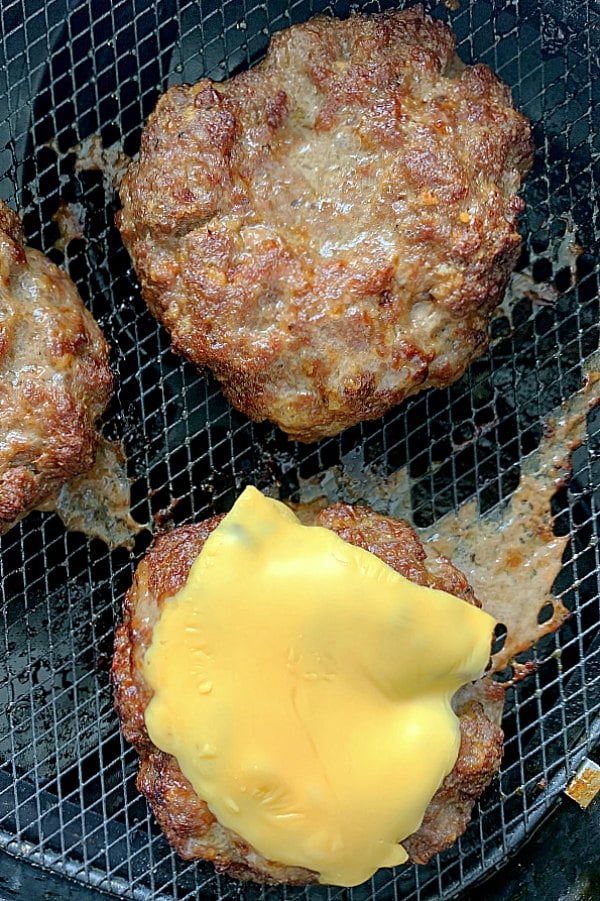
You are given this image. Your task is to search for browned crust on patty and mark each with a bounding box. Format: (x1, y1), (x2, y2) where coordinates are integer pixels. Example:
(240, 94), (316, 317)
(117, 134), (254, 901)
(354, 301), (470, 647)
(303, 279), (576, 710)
(112, 502), (503, 882)
(117, 6), (532, 442)
(403, 681), (504, 864)
(0, 200), (113, 533)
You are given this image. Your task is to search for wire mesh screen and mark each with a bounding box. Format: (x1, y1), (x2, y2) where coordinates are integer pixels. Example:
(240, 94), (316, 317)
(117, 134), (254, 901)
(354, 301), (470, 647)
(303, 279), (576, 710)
(0, 0), (599, 898)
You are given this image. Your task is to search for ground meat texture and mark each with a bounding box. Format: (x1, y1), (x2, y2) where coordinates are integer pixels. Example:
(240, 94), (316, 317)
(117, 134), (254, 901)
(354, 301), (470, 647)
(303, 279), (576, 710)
(112, 502), (503, 883)
(0, 200), (113, 534)
(117, 6), (532, 443)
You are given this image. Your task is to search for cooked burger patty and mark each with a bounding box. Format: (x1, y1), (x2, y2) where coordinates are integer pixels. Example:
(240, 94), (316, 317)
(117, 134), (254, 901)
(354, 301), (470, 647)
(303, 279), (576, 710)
(0, 200), (113, 534)
(117, 5), (532, 442)
(112, 502), (503, 882)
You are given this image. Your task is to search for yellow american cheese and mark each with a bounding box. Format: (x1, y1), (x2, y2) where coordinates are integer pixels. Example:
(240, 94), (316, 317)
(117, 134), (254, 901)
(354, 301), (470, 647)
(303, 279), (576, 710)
(143, 487), (495, 886)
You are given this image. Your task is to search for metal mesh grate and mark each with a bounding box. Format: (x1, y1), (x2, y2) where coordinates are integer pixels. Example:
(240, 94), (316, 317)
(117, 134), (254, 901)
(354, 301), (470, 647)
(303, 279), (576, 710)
(1, 0), (599, 898)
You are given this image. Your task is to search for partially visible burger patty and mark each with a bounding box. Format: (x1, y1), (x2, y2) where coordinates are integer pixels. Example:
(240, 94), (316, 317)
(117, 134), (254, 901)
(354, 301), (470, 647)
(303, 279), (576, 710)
(112, 502), (503, 883)
(0, 200), (113, 534)
(118, 5), (532, 442)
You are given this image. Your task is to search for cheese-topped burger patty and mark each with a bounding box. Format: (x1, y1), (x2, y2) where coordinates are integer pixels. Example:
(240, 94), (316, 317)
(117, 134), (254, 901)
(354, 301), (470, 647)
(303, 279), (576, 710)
(112, 495), (503, 884)
(117, 6), (532, 442)
(0, 200), (113, 534)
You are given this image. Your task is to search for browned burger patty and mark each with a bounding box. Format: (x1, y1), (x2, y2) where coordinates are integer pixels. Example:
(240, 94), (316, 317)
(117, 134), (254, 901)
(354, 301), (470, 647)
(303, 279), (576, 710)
(0, 200), (113, 534)
(112, 501), (503, 883)
(117, 5), (532, 443)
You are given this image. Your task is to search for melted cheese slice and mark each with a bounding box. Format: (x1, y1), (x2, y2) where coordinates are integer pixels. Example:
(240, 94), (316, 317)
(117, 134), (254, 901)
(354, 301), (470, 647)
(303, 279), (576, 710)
(143, 487), (495, 886)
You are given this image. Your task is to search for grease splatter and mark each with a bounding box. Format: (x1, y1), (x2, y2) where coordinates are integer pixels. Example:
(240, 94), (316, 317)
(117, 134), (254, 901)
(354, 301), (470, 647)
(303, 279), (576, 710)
(39, 437), (147, 548)
(72, 135), (130, 190)
(295, 353), (600, 682)
(51, 200), (86, 251)
(423, 355), (599, 675)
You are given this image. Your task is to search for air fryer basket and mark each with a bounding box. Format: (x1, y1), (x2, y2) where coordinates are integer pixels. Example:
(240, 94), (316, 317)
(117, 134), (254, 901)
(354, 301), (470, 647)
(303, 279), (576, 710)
(0, 0), (599, 898)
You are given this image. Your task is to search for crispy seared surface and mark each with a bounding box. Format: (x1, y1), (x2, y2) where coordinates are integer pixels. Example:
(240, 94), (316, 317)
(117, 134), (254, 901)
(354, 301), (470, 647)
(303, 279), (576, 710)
(0, 200), (113, 534)
(112, 502), (503, 882)
(118, 6), (532, 442)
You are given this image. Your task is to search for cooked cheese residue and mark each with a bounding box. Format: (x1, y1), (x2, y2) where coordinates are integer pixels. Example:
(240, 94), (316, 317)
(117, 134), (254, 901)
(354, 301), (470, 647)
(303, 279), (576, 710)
(143, 487), (495, 886)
